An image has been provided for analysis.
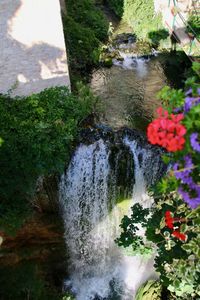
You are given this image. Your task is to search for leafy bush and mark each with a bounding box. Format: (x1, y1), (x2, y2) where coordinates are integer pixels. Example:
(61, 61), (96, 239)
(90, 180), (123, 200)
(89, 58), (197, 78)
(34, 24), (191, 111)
(187, 14), (200, 40)
(66, 0), (108, 41)
(107, 0), (166, 42)
(106, 0), (124, 17)
(63, 0), (108, 77)
(0, 85), (97, 233)
(148, 29), (169, 49)
(122, 0), (164, 40)
(63, 16), (99, 72)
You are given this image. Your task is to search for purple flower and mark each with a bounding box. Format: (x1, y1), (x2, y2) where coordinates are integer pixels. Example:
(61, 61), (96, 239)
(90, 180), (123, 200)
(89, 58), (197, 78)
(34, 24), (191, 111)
(184, 96), (196, 112)
(174, 156), (200, 208)
(185, 88), (192, 96)
(178, 186), (200, 209)
(184, 94), (200, 112)
(190, 133), (200, 153)
(173, 107), (182, 113)
(173, 155), (193, 185)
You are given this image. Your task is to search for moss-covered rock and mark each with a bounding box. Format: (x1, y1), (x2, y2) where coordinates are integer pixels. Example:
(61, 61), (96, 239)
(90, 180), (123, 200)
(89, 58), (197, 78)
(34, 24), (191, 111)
(62, 292), (76, 300)
(104, 57), (113, 67)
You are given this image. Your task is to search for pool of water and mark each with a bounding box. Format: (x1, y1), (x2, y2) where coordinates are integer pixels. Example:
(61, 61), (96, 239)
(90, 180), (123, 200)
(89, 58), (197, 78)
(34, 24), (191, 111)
(90, 55), (166, 130)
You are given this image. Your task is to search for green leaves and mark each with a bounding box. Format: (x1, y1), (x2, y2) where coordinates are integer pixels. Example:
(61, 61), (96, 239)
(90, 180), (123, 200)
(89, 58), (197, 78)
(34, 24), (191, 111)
(107, 0), (124, 17)
(0, 86), (96, 233)
(63, 0), (108, 78)
(115, 203), (153, 255)
(122, 0), (164, 40)
(135, 280), (162, 300)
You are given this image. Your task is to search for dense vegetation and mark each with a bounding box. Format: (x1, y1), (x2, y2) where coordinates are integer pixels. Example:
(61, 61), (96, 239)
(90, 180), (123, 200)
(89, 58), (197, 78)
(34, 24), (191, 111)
(0, 261), (75, 300)
(187, 14), (200, 40)
(107, 0), (164, 41)
(106, 0), (124, 18)
(62, 0), (109, 83)
(0, 85), (97, 233)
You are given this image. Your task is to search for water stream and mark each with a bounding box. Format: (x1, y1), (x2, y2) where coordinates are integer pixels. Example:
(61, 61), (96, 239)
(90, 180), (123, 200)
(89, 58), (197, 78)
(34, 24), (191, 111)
(59, 16), (168, 297)
(90, 53), (166, 130)
(59, 135), (163, 300)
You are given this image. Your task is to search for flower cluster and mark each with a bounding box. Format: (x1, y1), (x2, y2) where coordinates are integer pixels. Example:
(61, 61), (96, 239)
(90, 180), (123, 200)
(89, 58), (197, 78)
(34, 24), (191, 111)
(190, 133), (200, 153)
(165, 210), (187, 241)
(184, 88), (200, 112)
(147, 107), (186, 152)
(147, 86), (200, 210)
(173, 153), (200, 210)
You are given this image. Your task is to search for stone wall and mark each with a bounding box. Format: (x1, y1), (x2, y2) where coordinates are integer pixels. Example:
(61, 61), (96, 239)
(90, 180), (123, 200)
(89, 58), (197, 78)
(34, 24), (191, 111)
(0, 0), (70, 96)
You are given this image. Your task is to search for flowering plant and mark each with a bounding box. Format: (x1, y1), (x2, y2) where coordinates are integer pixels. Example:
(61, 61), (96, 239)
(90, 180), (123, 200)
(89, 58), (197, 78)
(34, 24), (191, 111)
(152, 81), (200, 210)
(117, 64), (200, 299)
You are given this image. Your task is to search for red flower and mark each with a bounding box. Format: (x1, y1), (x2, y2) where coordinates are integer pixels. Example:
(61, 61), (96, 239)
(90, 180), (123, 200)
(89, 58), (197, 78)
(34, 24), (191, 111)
(172, 230), (187, 241)
(165, 211), (174, 229)
(147, 107), (186, 152)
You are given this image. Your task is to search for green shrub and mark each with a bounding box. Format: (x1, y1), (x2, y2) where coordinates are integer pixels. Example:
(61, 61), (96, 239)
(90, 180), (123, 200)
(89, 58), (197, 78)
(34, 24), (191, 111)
(63, 16), (99, 72)
(148, 29), (169, 48)
(107, 0), (166, 42)
(0, 85), (97, 233)
(123, 0), (164, 40)
(187, 14), (200, 40)
(107, 0), (124, 17)
(66, 0), (108, 41)
(63, 0), (108, 77)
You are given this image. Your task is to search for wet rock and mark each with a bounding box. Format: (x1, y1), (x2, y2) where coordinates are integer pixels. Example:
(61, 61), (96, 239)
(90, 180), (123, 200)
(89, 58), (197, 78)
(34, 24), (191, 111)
(33, 175), (59, 213)
(78, 126), (167, 188)
(79, 124), (114, 145)
(103, 57), (113, 67)
(134, 40), (152, 56)
(113, 33), (136, 45)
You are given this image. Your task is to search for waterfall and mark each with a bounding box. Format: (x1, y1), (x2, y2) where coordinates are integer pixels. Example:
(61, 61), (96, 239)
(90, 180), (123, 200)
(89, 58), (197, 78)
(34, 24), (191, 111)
(124, 137), (162, 208)
(59, 136), (161, 300)
(112, 52), (148, 78)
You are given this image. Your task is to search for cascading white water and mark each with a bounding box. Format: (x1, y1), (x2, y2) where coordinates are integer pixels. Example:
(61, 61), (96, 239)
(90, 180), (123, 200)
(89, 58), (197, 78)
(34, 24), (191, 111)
(113, 52), (148, 77)
(59, 137), (158, 300)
